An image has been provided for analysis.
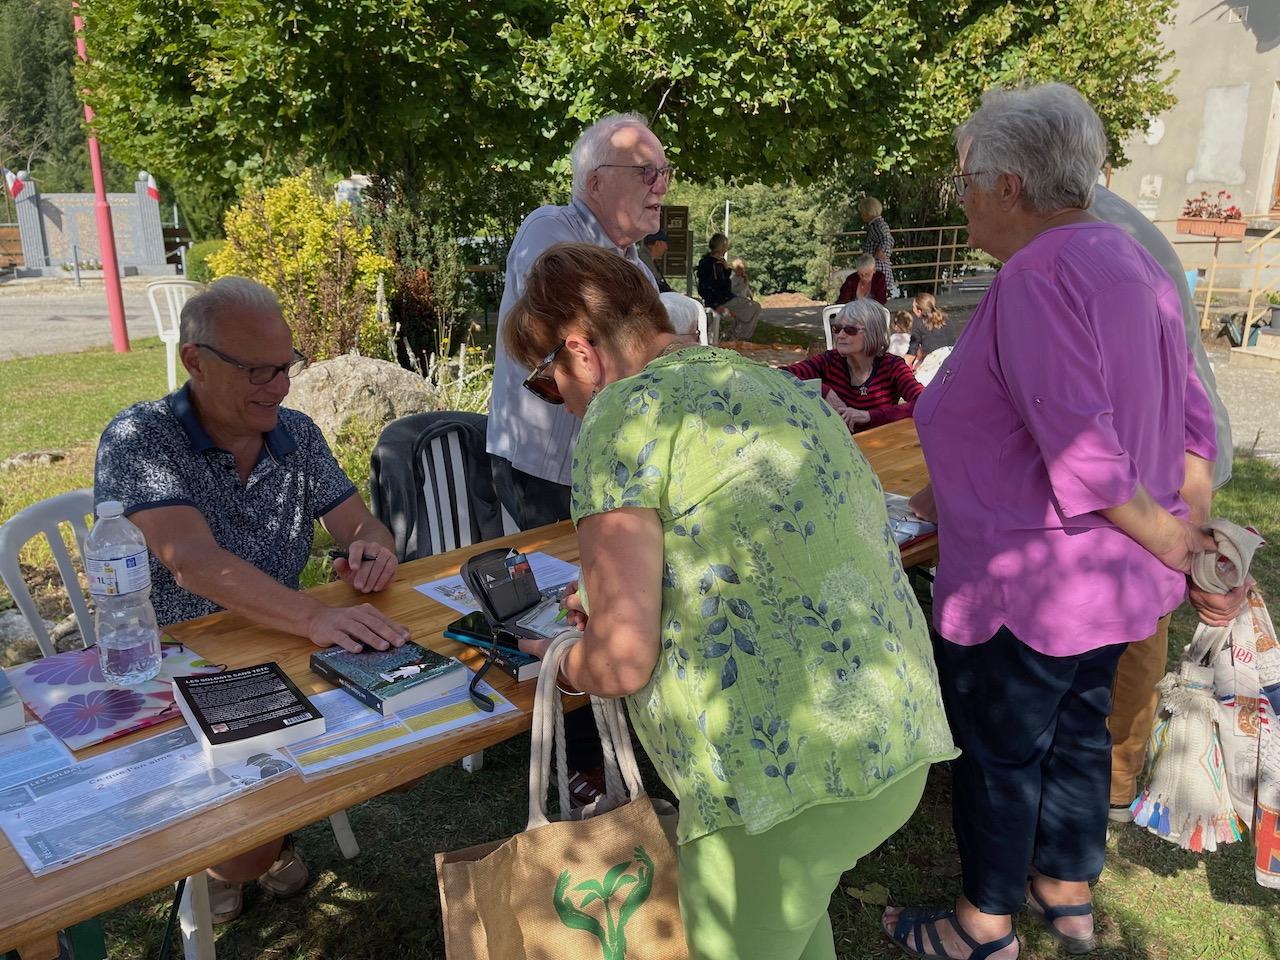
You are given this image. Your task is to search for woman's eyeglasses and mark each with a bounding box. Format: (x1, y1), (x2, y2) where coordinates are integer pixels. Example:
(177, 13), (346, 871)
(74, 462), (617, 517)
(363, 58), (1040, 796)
(948, 170), (989, 199)
(196, 344), (308, 384)
(830, 323), (865, 336)
(593, 164), (676, 187)
(522, 341), (567, 405)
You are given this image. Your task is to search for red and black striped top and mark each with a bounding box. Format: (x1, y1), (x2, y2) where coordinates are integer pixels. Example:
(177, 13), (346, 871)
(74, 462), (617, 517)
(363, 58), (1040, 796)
(782, 351), (923, 431)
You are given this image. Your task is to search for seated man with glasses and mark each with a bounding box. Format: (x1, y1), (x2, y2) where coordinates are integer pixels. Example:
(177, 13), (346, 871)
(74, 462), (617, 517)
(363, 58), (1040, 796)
(94, 276), (409, 923)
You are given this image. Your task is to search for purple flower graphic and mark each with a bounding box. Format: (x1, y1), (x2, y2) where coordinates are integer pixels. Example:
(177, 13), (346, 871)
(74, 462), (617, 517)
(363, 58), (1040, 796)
(24, 647), (103, 686)
(44, 689), (147, 739)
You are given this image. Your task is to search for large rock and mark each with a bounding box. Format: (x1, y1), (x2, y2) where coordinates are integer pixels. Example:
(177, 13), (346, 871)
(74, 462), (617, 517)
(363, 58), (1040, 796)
(287, 354), (437, 443)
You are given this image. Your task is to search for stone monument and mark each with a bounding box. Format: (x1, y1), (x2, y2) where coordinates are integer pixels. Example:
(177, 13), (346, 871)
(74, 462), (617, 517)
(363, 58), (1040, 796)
(15, 171), (174, 277)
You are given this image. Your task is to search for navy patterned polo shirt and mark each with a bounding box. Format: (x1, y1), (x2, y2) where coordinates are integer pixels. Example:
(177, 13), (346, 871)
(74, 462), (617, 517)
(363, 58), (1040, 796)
(94, 384), (357, 627)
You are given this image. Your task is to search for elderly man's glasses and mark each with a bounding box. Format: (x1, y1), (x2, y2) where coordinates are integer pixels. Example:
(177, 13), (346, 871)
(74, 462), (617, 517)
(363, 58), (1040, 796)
(830, 323), (865, 336)
(594, 164), (675, 186)
(196, 344), (308, 384)
(948, 171), (989, 199)
(522, 341), (567, 405)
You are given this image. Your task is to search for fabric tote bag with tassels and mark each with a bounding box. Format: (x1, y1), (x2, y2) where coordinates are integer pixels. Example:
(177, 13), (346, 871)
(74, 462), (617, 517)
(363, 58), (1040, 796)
(1132, 519), (1280, 888)
(436, 629), (688, 960)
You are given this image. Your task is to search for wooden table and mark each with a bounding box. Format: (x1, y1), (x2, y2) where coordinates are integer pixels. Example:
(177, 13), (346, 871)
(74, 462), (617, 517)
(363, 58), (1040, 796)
(0, 420), (931, 960)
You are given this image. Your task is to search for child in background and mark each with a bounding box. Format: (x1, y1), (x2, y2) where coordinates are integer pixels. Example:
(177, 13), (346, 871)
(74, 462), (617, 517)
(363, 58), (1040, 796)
(889, 311), (913, 358)
(908, 292), (952, 369)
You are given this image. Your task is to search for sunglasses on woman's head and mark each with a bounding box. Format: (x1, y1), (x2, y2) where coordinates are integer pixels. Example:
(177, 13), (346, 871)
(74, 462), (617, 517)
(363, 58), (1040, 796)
(522, 341), (567, 405)
(831, 323), (864, 336)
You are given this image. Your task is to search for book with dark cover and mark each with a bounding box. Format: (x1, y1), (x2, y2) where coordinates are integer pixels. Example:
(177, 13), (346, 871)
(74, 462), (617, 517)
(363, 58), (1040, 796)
(310, 642), (467, 716)
(444, 630), (541, 683)
(172, 662), (325, 764)
(0, 666), (23, 734)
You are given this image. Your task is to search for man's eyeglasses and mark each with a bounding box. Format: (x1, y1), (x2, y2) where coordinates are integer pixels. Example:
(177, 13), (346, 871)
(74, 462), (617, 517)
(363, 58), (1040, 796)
(196, 344), (307, 385)
(948, 170), (989, 199)
(594, 164), (675, 187)
(522, 341), (567, 405)
(830, 323), (865, 336)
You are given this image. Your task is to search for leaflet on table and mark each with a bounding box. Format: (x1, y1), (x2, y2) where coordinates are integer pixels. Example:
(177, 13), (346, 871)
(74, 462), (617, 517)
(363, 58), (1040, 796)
(0, 726), (296, 876)
(284, 681), (517, 780)
(415, 552), (579, 615)
(0, 724), (74, 793)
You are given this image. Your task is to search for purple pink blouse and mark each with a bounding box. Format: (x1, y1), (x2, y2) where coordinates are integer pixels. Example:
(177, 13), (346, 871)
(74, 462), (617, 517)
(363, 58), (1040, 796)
(915, 222), (1217, 657)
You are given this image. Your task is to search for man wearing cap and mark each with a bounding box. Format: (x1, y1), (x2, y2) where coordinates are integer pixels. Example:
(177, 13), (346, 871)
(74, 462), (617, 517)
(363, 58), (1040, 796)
(639, 229), (674, 293)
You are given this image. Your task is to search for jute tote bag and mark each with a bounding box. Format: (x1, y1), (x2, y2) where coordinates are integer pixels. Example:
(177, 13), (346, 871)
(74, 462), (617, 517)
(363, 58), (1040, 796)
(436, 630), (687, 959)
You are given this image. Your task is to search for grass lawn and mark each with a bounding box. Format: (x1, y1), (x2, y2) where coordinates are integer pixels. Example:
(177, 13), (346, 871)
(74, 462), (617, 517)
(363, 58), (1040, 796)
(2, 341), (1279, 958)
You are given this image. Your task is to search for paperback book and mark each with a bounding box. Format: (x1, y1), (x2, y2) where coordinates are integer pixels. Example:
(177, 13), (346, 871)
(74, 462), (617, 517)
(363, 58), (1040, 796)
(310, 642), (468, 716)
(172, 662), (325, 764)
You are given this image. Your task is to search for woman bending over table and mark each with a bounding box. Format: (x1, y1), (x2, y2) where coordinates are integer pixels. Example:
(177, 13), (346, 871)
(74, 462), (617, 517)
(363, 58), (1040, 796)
(783, 299), (922, 434)
(506, 241), (956, 960)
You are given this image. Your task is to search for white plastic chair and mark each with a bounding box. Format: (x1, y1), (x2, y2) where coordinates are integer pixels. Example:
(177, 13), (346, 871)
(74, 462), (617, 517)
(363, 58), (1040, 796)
(822, 303), (846, 350)
(146, 279), (204, 392)
(700, 308), (720, 346)
(0, 489), (361, 960)
(0, 489), (96, 656)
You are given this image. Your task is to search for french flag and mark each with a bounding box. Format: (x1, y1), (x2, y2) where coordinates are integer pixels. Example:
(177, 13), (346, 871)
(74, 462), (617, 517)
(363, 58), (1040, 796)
(3, 167), (23, 199)
(146, 172), (160, 201)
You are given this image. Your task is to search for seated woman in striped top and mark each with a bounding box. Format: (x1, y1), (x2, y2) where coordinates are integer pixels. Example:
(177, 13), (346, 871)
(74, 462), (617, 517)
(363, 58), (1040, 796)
(783, 299), (922, 433)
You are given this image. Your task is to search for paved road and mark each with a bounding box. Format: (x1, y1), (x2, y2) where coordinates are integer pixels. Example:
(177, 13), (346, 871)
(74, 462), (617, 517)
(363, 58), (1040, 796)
(0, 280), (156, 360)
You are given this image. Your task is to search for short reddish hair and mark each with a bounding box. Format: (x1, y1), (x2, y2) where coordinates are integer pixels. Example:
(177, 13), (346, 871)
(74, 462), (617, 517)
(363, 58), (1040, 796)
(503, 243), (673, 368)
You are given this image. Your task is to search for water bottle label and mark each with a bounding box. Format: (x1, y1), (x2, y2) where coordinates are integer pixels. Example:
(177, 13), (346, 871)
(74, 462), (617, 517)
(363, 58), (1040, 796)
(86, 551), (151, 597)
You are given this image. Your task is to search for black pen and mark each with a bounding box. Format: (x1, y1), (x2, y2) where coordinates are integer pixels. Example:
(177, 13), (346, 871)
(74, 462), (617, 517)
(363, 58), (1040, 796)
(328, 549), (380, 562)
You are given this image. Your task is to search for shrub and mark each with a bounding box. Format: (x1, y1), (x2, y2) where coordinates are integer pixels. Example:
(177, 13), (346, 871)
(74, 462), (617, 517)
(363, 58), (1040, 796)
(184, 239), (225, 283)
(208, 171), (394, 360)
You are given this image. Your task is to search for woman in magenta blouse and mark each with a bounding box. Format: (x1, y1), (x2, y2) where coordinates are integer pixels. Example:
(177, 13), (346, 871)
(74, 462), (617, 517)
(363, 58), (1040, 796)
(882, 85), (1220, 960)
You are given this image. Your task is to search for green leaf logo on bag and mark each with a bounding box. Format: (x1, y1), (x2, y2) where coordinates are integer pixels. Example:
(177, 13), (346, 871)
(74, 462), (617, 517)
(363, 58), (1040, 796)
(552, 845), (655, 959)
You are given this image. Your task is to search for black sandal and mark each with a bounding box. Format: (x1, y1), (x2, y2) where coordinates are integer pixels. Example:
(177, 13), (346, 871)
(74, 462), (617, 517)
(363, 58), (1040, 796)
(886, 906), (1018, 960)
(1026, 883), (1096, 955)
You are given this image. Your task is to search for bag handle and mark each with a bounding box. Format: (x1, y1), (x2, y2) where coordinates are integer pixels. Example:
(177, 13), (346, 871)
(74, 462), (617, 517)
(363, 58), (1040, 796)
(527, 629), (646, 830)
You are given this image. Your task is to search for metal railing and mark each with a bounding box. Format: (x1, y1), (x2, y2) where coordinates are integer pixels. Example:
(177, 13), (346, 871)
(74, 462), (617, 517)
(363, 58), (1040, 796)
(825, 225), (985, 296)
(1172, 219), (1280, 348)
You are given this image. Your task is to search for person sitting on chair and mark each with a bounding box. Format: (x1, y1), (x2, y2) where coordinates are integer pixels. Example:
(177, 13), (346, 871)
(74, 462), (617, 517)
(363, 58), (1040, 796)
(697, 233), (761, 340)
(836, 253), (888, 305)
(95, 276), (409, 924)
(783, 299), (922, 434)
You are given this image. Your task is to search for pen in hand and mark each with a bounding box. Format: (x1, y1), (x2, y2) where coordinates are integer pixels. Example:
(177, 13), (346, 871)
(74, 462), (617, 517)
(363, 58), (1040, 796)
(328, 549), (380, 562)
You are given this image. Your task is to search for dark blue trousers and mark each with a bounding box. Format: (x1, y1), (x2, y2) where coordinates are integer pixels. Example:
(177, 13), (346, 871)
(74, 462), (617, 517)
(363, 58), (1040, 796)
(935, 627), (1127, 916)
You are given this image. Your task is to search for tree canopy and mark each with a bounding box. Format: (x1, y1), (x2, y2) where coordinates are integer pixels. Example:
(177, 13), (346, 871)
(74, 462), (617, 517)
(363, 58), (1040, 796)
(74, 0), (1176, 231)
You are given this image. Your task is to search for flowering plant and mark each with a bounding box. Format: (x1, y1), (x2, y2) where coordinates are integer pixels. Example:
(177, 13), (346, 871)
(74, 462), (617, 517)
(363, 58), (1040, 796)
(1182, 190), (1243, 220)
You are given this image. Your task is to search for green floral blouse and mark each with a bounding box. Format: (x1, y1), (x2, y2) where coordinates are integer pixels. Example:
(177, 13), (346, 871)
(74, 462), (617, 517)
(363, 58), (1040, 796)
(571, 346), (956, 844)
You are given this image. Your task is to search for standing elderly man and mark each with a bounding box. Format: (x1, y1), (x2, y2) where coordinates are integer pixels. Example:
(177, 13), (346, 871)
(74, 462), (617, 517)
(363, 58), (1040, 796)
(487, 111), (670, 530)
(95, 276), (410, 923)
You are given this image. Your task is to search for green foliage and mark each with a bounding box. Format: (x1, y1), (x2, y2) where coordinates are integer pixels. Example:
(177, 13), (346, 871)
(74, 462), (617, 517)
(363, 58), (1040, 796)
(184, 239), (225, 284)
(0, 0), (132, 194)
(74, 0), (1175, 238)
(208, 172), (394, 361)
(667, 180), (836, 297)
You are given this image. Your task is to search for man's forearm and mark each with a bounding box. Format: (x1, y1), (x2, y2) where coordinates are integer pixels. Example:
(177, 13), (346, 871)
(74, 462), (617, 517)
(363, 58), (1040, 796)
(1100, 484), (1182, 557)
(169, 544), (326, 638)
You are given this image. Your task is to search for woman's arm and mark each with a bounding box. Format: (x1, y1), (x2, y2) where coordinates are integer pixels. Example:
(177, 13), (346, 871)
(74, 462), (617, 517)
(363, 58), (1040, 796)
(865, 358), (923, 428)
(558, 508), (665, 697)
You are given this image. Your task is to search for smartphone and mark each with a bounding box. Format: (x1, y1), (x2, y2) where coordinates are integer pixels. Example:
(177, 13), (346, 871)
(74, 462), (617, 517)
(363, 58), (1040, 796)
(445, 612), (521, 651)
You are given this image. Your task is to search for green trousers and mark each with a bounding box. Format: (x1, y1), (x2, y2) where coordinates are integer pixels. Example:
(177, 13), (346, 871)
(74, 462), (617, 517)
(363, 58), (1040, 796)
(678, 764), (930, 960)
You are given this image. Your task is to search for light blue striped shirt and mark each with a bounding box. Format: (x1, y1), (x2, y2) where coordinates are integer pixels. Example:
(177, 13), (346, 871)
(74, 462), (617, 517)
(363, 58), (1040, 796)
(487, 198), (655, 485)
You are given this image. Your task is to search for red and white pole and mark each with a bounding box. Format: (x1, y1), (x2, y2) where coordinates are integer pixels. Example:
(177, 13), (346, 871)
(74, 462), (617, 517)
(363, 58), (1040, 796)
(72, 1), (129, 353)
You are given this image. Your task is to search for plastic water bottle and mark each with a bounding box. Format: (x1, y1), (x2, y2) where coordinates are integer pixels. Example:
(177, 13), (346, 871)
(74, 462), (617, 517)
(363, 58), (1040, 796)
(85, 501), (162, 685)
